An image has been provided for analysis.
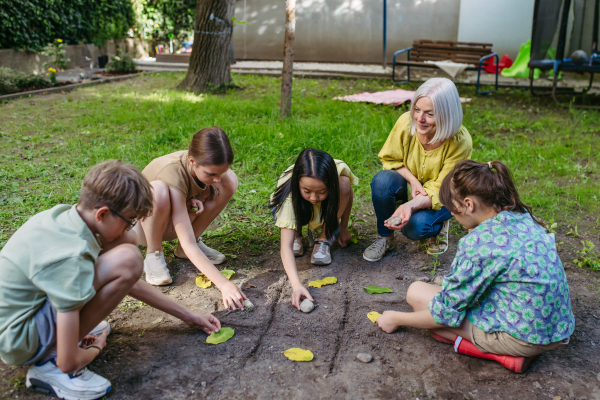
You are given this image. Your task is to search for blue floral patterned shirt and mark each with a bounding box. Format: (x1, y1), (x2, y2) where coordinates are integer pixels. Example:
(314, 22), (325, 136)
(429, 211), (575, 345)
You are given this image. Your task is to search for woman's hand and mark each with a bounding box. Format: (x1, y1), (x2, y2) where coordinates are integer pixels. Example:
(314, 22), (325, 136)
(410, 180), (426, 199)
(376, 311), (402, 333)
(86, 330), (108, 350)
(220, 281), (248, 310)
(291, 285), (314, 310)
(384, 203), (412, 230)
(337, 227), (353, 248)
(182, 312), (221, 334)
(186, 198), (204, 215)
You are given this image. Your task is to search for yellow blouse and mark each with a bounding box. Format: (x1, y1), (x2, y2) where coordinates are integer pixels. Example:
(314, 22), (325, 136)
(272, 160), (359, 230)
(378, 112), (472, 210)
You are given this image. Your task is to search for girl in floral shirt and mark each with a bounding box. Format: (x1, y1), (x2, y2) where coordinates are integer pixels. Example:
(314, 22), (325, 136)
(376, 160), (574, 373)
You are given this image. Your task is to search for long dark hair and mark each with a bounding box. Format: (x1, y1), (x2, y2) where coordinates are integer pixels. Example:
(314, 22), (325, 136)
(439, 160), (547, 230)
(269, 148), (340, 239)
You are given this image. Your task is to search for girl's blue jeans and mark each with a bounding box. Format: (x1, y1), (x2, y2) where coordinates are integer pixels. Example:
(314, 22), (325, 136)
(371, 170), (452, 240)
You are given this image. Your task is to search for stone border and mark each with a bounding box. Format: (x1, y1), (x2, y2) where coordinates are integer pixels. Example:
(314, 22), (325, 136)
(0, 73), (141, 102)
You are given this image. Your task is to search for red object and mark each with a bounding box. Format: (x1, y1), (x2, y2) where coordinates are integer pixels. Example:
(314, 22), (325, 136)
(432, 333), (454, 344)
(484, 54), (513, 74)
(454, 337), (535, 373)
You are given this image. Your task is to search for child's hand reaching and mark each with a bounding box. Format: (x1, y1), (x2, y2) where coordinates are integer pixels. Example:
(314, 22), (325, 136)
(183, 312), (221, 334)
(337, 227), (353, 248)
(221, 281), (248, 311)
(291, 285), (314, 310)
(376, 311), (401, 333)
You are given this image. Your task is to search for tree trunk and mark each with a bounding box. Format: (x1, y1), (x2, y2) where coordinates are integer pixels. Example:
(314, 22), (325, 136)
(279, 0), (296, 118)
(178, 0), (235, 93)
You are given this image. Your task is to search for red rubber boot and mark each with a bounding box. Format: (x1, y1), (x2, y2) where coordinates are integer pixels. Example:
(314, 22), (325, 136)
(454, 337), (535, 373)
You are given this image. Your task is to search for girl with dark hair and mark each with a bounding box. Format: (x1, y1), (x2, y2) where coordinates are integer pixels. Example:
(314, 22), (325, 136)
(134, 126), (248, 310)
(270, 148), (358, 309)
(375, 160), (574, 373)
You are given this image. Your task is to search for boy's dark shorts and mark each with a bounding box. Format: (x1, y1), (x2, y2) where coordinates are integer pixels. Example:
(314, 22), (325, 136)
(20, 299), (57, 366)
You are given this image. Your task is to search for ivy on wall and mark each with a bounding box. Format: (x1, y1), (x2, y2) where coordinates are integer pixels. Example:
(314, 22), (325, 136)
(135, 0), (196, 49)
(0, 0), (136, 51)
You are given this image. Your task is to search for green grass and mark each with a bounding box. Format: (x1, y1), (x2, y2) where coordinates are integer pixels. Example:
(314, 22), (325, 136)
(0, 72), (599, 256)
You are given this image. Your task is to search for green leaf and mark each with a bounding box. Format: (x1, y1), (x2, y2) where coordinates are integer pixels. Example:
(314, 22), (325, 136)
(206, 327), (235, 344)
(221, 269), (235, 280)
(363, 286), (393, 294)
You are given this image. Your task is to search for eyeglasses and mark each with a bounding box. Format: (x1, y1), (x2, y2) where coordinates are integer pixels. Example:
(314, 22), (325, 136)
(94, 207), (138, 231)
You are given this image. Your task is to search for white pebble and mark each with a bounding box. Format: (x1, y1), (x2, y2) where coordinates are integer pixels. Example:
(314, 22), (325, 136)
(356, 353), (373, 363)
(243, 300), (255, 310)
(300, 299), (314, 313)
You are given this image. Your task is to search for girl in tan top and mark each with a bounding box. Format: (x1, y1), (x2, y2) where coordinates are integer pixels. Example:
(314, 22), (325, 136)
(134, 126), (247, 310)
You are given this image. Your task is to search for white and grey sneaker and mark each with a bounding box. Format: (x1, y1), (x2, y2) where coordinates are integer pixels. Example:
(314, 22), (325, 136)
(293, 235), (304, 257)
(144, 251), (172, 286)
(87, 321), (111, 337)
(311, 239), (331, 265)
(174, 237), (226, 265)
(363, 235), (396, 262)
(427, 220), (450, 256)
(26, 359), (111, 400)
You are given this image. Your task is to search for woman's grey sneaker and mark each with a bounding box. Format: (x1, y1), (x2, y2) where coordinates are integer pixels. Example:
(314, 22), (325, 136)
(363, 235), (396, 262)
(26, 359), (111, 400)
(427, 220), (450, 256)
(174, 237), (226, 264)
(144, 251), (172, 286)
(311, 239), (331, 265)
(87, 321), (111, 337)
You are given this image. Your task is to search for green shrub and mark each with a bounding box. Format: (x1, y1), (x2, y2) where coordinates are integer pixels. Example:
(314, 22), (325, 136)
(0, 67), (51, 95)
(105, 53), (137, 73)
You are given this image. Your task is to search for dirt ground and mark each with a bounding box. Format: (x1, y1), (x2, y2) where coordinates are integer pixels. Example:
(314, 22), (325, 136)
(1, 216), (600, 400)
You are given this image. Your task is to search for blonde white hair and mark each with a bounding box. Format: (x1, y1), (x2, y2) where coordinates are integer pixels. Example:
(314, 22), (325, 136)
(409, 78), (463, 144)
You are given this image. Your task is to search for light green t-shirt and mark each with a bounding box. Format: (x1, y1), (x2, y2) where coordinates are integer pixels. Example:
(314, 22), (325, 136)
(0, 204), (100, 365)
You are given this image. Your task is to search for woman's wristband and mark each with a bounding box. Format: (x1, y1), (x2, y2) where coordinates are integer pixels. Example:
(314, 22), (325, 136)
(87, 345), (102, 358)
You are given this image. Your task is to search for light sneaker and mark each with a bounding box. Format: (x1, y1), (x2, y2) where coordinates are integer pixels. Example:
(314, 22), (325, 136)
(427, 220), (450, 256)
(144, 251), (172, 286)
(26, 359), (111, 400)
(87, 321), (111, 337)
(293, 235), (304, 257)
(363, 235), (396, 262)
(174, 237), (226, 265)
(311, 239), (331, 265)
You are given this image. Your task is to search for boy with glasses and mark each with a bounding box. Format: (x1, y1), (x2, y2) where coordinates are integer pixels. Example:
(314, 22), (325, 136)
(0, 160), (221, 399)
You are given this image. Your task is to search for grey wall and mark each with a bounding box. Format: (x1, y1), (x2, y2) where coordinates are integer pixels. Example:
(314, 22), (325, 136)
(0, 39), (148, 74)
(232, 0), (461, 64)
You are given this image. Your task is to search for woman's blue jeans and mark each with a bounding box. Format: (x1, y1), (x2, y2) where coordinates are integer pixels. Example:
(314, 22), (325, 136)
(371, 170), (452, 240)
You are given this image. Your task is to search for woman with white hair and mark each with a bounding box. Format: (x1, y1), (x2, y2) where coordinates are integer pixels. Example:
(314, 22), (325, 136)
(363, 78), (472, 262)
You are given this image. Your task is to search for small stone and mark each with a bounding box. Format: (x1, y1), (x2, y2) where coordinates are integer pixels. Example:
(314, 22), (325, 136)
(300, 299), (314, 313)
(356, 353), (373, 363)
(394, 347), (401, 351)
(201, 382), (206, 388)
(243, 300), (255, 310)
(433, 276), (443, 286)
(388, 216), (402, 226)
(416, 276), (430, 282)
(395, 275), (404, 280)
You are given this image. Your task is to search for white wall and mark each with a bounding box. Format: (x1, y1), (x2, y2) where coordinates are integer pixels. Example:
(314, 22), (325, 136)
(457, 0), (535, 59)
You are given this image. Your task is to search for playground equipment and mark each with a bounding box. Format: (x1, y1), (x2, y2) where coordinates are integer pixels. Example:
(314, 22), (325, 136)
(528, 0), (600, 106)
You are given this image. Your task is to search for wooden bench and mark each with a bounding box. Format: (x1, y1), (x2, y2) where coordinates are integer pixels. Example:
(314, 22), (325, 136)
(392, 40), (499, 94)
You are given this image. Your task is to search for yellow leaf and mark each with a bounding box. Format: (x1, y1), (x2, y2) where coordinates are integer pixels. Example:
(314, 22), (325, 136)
(367, 311), (381, 323)
(195, 275), (212, 288)
(283, 348), (314, 361)
(308, 276), (337, 288)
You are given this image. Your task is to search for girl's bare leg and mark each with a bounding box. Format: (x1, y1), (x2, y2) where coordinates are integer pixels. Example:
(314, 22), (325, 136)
(190, 169), (238, 237)
(133, 180), (172, 253)
(406, 281), (473, 342)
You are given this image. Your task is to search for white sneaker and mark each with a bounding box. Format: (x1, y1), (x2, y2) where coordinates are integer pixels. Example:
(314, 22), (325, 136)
(363, 235), (396, 262)
(144, 251), (172, 286)
(311, 239), (331, 265)
(293, 235), (304, 257)
(26, 359), (111, 400)
(88, 321), (110, 337)
(427, 220), (450, 256)
(174, 237), (226, 264)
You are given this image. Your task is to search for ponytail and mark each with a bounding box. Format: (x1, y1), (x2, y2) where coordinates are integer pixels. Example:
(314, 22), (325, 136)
(439, 160), (547, 231)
